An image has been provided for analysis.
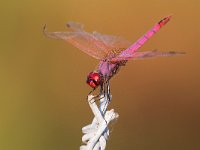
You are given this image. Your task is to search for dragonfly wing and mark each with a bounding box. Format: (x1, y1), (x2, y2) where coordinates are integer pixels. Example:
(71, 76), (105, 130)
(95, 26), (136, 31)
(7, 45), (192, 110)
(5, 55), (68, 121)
(93, 31), (132, 48)
(117, 16), (172, 58)
(43, 25), (110, 60)
(93, 31), (132, 55)
(66, 22), (132, 50)
(111, 50), (185, 62)
(66, 22), (84, 31)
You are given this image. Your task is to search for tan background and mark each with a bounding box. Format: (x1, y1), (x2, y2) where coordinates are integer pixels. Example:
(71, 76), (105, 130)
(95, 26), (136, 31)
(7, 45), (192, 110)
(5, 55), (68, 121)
(0, 0), (200, 150)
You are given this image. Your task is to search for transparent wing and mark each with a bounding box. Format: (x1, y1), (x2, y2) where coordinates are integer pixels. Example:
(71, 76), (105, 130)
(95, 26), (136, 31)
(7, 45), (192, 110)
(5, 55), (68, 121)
(110, 50), (185, 62)
(44, 23), (111, 60)
(66, 21), (84, 31)
(93, 31), (132, 54)
(117, 16), (172, 58)
(44, 22), (132, 59)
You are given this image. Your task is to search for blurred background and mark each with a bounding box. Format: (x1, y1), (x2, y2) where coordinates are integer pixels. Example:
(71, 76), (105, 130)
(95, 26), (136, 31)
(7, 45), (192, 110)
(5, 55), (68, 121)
(0, 0), (200, 150)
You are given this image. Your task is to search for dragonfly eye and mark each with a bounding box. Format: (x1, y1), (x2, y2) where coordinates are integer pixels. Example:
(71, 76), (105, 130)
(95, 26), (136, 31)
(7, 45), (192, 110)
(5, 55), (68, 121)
(86, 72), (101, 88)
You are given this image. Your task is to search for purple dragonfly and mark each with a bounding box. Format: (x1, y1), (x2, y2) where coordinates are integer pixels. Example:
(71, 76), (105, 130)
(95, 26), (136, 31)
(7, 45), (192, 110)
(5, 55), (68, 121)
(44, 16), (183, 98)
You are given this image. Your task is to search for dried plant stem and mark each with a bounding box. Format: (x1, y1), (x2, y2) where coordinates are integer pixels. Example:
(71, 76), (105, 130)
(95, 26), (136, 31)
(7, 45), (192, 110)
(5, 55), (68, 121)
(80, 93), (119, 150)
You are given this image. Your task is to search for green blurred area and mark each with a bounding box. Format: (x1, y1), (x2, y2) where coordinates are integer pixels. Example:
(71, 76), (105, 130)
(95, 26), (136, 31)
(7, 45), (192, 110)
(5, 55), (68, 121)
(0, 0), (200, 150)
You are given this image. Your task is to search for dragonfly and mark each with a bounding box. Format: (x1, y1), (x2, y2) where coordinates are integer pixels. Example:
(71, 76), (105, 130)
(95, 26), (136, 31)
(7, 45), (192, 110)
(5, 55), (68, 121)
(44, 16), (183, 100)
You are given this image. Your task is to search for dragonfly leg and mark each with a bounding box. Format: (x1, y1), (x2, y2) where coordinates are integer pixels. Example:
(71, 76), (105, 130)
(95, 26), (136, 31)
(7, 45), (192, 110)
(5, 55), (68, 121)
(103, 79), (111, 103)
(88, 88), (95, 95)
(89, 94), (105, 104)
(87, 88), (95, 100)
(100, 80), (111, 113)
(88, 85), (105, 104)
(106, 80), (111, 103)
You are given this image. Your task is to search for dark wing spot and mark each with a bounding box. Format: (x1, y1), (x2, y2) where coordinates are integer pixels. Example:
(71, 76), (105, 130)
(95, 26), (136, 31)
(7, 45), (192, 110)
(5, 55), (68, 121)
(66, 23), (70, 28)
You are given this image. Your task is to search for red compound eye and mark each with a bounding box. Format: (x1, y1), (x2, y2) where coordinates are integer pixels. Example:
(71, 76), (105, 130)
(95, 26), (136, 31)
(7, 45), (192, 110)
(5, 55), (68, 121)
(86, 72), (101, 88)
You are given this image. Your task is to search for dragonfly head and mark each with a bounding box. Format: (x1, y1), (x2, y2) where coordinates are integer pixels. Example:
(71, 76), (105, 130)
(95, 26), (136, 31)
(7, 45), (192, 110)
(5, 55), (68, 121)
(86, 72), (102, 88)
